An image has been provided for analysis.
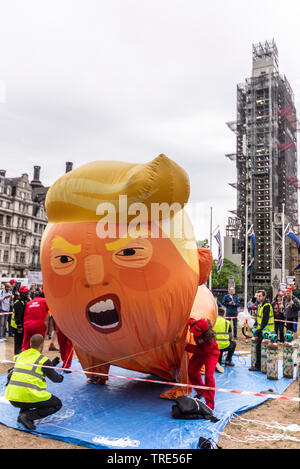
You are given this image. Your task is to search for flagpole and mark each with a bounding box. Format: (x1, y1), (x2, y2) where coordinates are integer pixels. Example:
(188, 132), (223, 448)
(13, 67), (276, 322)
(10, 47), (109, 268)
(282, 203), (285, 284)
(244, 204), (248, 308)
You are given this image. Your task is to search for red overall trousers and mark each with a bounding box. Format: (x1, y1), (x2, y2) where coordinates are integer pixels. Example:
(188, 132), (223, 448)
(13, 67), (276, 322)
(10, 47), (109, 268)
(56, 326), (74, 369)
(22, 297), (48, 352)
(185, 318), (220, 410)
(187, 348), (219, 409)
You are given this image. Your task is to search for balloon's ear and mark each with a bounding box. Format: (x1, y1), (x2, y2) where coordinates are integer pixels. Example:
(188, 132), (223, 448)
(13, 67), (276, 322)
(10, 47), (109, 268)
(198, 248), (213, 286)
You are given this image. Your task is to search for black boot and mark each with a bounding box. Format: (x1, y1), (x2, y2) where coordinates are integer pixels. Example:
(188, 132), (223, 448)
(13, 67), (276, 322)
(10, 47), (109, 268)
(17, 413), (36, 430)
(248, 365), (261, 372)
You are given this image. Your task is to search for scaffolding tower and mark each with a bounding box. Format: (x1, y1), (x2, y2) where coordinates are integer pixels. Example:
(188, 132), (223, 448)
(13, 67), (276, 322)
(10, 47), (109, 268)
(226, 39), (299, 287)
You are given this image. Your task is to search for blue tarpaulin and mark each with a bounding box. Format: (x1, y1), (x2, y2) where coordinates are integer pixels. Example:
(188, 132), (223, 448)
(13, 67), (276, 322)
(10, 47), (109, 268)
(0, 356), (296, 449)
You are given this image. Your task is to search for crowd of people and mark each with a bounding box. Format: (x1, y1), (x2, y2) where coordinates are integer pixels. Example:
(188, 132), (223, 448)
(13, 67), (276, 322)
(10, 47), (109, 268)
(0, 279), (73, 364)
(186, 285), (299, 412)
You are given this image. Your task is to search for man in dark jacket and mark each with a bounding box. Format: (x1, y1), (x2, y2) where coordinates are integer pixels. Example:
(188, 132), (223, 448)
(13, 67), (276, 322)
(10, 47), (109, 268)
(11, 286), (30, 354)
(283, 288), (300, 339)
(222, 287), (241, 339)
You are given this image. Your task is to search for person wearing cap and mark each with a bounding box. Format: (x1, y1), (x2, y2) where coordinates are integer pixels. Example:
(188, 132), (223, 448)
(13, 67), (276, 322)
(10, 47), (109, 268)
(185, 318), (220, 410)
(11, 286), (30, 354)
(5, 334), (63, 430)
(21, 290), (49, 352)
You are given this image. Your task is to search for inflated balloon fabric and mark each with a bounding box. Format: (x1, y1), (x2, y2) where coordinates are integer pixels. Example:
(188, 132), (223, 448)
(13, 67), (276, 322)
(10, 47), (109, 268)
(41, 155), (217, 392)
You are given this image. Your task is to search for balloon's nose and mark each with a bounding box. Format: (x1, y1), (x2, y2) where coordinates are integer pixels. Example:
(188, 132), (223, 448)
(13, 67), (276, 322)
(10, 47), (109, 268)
(84, 255), (105, 286)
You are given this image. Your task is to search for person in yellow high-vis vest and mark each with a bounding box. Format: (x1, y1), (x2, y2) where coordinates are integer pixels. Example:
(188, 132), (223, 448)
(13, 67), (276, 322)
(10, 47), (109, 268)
(5, 334), (64, 430)
(11, 286), (30, 355)
(214, 308), (236, 370)
(249, 289), (274, 372)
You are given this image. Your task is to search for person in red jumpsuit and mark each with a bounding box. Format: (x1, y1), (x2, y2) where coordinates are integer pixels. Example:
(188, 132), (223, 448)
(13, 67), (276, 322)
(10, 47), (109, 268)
(185, 318), (220, 410)
(55, 324), (74, 373)
(22, 291), (49, 351)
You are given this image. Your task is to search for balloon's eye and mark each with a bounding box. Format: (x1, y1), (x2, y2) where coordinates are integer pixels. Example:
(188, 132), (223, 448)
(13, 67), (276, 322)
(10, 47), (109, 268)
(56, 255), (74, 264)
(122, 248), (136, 256)
(116, 247), (145, 257)
(112, 240), (153, 268)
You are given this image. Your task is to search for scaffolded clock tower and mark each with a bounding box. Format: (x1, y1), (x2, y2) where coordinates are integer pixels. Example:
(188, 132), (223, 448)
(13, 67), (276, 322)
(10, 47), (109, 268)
(225, 40), (299, 288)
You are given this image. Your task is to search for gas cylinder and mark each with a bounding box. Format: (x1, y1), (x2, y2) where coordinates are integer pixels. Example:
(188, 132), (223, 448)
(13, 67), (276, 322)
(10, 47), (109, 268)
(261, 328), (270, 374)
(283, 330), (294, 379)
(251, 326), (258, 368)
(267, 332), (278, 380)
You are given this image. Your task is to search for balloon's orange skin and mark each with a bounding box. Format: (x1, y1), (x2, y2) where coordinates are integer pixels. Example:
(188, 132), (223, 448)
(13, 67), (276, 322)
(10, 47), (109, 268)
(41, 221), (216, 399)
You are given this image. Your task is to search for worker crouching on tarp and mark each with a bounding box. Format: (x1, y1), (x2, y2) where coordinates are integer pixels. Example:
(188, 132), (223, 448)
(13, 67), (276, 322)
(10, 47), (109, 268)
(185, 318), (220, 410)
(5, 334), (64, 430)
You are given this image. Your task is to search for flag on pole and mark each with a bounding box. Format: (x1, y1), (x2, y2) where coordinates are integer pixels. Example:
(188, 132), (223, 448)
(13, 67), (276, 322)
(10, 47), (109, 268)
(287, 228), (300, 270)
(214, 230), (223, 274)
(248, 228), (256, 271)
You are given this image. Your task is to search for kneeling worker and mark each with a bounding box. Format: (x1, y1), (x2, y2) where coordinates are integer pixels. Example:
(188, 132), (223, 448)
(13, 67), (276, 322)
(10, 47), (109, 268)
(5, 334), (64, 430)
(214, 308), (236, 372)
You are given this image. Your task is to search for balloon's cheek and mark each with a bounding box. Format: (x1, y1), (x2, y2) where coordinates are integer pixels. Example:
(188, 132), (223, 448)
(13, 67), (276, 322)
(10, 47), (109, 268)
(47, 273), (73, 299)
(119, 262), (170, 291)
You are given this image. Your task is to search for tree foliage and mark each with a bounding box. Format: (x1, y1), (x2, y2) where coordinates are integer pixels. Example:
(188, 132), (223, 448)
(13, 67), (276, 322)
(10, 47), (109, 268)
(197, 239), (209, 249)
(212, 258), (242, 288)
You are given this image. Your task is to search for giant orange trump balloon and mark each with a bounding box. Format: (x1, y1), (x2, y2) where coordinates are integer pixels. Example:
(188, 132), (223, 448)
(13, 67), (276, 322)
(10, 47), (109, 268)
(41, 154), (216, 399)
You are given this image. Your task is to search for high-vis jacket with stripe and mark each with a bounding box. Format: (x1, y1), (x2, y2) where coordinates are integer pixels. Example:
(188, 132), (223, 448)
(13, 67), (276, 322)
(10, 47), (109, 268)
(5, 348), (51, 403)
(256, 301), (275, 332)
(214, 316), (230, 350)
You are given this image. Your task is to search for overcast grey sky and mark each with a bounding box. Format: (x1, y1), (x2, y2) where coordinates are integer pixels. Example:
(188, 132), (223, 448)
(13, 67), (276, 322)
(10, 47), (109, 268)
(0, 0), (300, 251)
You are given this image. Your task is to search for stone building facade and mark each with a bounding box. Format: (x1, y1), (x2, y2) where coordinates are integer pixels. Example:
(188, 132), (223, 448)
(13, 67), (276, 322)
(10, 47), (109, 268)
(0, 162), (73, 278)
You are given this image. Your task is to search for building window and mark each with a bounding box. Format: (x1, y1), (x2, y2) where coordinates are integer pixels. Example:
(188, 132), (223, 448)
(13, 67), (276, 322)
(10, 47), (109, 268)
(6, 216), (11, 227)
(4, 233), (10, 244)
(20, 252), (25, 264)
(0, 231), (2, 243)
(0, 215), (3, 226)
(3, 250), (9, 262)
(15, 252), (19, 263)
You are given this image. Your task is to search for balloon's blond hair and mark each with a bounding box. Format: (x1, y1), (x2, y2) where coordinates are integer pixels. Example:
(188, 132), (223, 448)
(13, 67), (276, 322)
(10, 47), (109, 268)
(45, 154), (190, 223)
(44, 154), (199, 274)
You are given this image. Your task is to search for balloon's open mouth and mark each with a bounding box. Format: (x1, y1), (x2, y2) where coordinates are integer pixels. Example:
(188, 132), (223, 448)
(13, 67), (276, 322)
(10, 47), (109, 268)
(86, 294), (121, 334)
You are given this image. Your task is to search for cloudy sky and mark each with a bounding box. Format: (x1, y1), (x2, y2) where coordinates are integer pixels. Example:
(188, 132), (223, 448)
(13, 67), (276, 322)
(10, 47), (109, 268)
(0, 0), (300, 253)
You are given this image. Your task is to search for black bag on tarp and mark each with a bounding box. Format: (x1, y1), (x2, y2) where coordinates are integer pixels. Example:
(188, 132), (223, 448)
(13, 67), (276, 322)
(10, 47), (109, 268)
(172, 396), (219, 422)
